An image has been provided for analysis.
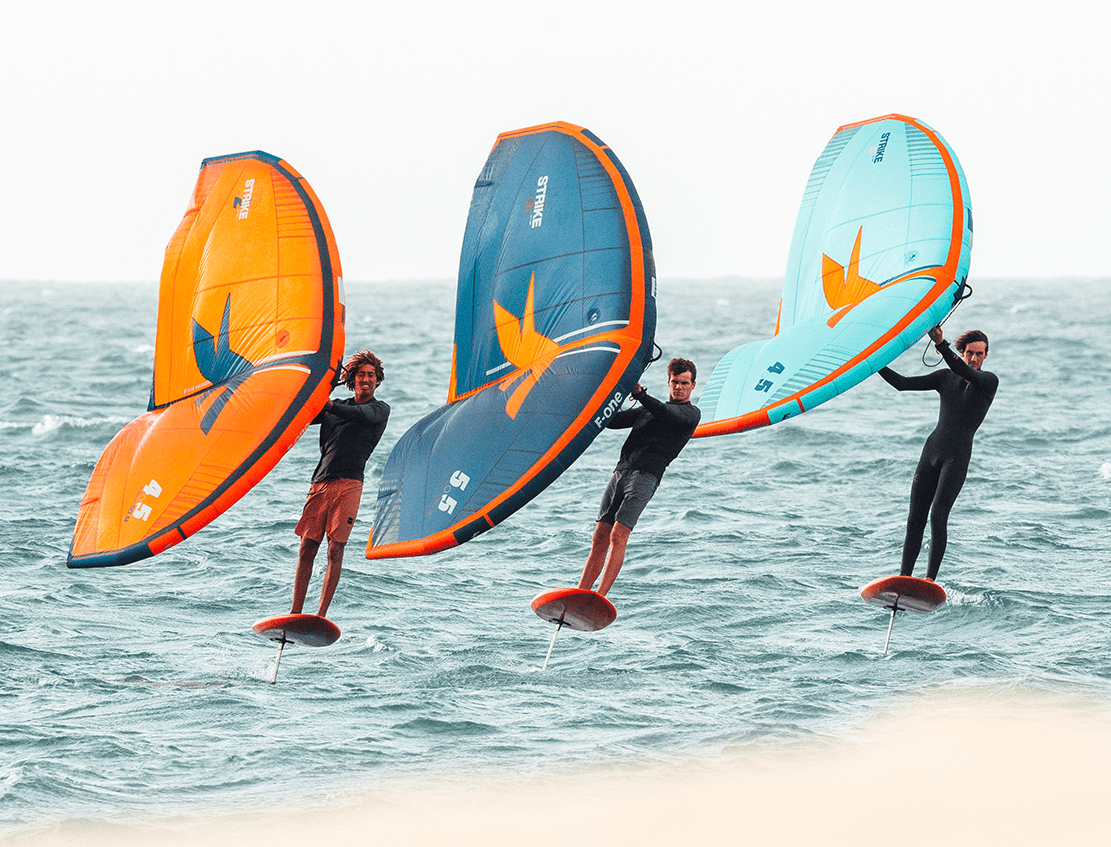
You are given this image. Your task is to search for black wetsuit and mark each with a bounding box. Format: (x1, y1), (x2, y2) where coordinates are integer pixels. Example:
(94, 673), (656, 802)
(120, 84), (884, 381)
(879, 343), (997, 579)
(310, 397), (391, 484)
(596, 387), (700, 528)
(609, 387), (701, 482)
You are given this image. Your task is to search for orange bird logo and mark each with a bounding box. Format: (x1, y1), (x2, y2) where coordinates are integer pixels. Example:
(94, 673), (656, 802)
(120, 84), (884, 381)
(822, 226), (882, 310)
(493, 271), (561, 419)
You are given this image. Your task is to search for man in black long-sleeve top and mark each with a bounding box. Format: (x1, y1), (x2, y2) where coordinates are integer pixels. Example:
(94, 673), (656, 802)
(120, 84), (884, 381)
(578, 357), (701, 597)
(292, 349), (390, 617)
(879, 326), (998, 580)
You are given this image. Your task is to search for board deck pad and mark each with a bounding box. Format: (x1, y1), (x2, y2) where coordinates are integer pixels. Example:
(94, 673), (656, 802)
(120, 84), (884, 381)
(532, 588), (617, 632)
(861, 575), (946, 614)
(251, 613), (341, 646)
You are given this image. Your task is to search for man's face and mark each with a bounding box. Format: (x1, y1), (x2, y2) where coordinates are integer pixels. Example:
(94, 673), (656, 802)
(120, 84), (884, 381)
(668, 370), (695, 403)
(353, 364), (378, 402)
(962, 341), (988, 370)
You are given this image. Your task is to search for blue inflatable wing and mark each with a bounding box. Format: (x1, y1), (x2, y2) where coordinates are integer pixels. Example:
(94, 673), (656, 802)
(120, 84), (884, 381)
(368, 122), (656, 559)
(696, 113), (973, 437)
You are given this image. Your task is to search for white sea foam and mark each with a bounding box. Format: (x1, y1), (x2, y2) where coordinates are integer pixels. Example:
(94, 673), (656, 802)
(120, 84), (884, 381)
(364, 635), (389, 652)
(31, 414), (130, 436)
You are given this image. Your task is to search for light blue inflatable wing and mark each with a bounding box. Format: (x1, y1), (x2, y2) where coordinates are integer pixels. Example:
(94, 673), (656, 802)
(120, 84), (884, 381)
(696, 114), (972, 437)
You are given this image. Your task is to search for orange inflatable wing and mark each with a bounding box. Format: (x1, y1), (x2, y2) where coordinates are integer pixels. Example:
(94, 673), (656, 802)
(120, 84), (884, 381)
(69, 151), (344, 568)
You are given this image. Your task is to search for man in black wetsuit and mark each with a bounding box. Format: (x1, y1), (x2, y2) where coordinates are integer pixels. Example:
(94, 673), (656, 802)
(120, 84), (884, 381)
(578, 357), (701, 597)
(292, 349), (390, 617)
(879, 326), (998, 580)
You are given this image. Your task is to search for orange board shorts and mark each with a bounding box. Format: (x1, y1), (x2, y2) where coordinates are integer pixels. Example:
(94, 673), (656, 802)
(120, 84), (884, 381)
(295, 479), (364, 544)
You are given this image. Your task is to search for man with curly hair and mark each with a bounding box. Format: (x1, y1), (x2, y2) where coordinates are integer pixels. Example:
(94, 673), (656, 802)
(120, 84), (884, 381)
(292, 349), (390, 617)
(578, 357), (700, 597)
(878, 326), (998, 580)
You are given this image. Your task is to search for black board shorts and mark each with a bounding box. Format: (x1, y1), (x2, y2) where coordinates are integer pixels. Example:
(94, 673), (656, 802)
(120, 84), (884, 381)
(596, 468), (659, 529)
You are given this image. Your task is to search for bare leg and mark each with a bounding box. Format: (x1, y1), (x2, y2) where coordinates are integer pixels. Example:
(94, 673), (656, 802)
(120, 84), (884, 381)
(596, 522), (631, 597)
(578, 521), (613, 590)
(292, 537), (320, 613)
(317, 540), (345, 617)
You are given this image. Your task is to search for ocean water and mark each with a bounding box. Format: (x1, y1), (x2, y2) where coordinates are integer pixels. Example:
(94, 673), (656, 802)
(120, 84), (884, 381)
(2, 277), (1109, 841)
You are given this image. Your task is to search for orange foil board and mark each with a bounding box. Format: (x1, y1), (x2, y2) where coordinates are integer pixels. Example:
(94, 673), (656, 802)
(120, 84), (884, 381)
(252, 614), (341, 647)
(68, 151), (344, 568)
(532, 588), (617, 632)
(861, 575), (946, 614)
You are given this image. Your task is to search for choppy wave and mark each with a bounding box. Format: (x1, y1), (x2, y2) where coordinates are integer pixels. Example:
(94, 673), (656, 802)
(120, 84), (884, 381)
(29, 414), (133, 436)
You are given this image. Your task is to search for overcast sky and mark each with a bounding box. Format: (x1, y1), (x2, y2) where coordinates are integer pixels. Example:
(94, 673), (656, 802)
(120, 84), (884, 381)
(3, 0), (1107, 284)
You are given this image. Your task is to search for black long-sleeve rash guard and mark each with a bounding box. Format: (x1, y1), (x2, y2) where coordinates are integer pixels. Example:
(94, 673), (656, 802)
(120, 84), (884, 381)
(607, 387), (700, 481)
(309, 397), (391, 484)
